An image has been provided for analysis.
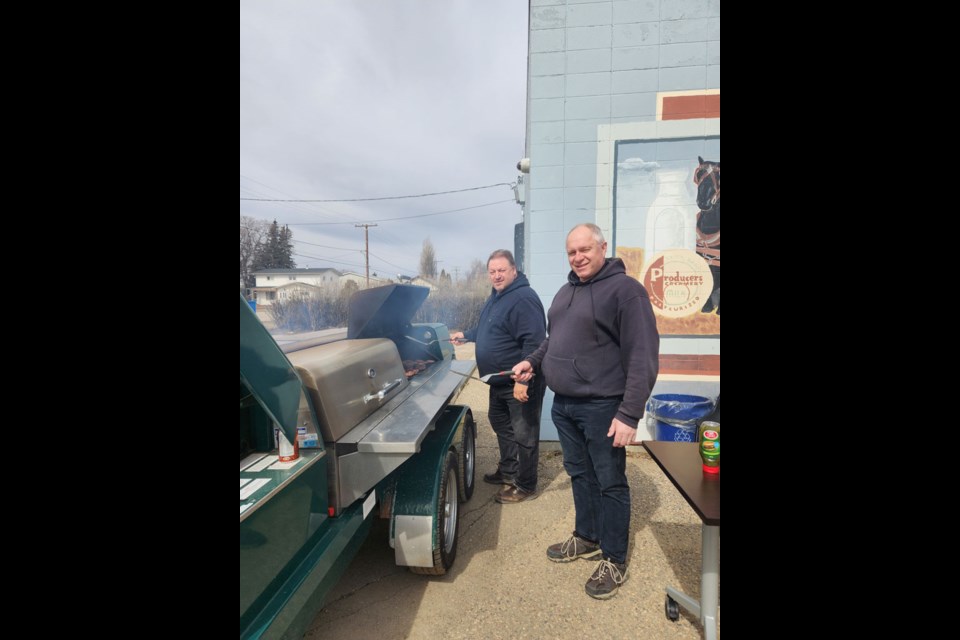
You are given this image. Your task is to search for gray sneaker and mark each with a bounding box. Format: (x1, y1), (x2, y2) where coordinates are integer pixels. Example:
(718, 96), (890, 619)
(546, 533), (602, 562)
(585, 558), (628, 599)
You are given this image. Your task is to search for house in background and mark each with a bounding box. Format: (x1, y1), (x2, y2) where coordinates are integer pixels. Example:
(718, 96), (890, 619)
(253, 269), (441, 306)
(338, 271), (393, 290)
(251, 268), (341, 306)
(397, 275), (439, 291)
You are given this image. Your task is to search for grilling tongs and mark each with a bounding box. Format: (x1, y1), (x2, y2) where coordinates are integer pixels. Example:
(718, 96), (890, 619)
(450, 369), (535, 384)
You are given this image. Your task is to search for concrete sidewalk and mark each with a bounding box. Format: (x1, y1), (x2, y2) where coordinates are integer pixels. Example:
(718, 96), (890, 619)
(305, 345), (719, 639)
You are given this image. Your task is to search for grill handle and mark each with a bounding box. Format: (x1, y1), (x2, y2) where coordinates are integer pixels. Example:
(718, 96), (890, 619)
(363, 378), (403, 404)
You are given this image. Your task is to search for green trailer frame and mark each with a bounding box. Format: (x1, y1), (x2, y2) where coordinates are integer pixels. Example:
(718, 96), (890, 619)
(240, 294), (475, 639)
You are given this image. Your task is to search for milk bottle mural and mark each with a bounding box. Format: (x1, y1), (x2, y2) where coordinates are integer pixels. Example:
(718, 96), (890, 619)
(613, 137), (720, 339)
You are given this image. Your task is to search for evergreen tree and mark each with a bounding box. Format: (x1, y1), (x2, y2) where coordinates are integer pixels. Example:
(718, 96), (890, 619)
(278, 224), (295, 268)
(264, 221), (282, 269)
(251, 220), (297, 271)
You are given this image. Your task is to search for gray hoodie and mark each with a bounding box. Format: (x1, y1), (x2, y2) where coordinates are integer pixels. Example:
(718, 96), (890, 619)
(526, 258), (659, 428)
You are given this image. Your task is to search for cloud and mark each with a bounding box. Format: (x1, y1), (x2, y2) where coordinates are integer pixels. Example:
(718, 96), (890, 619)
(240, 1), (528, 277)
(618, 158), (661, 174)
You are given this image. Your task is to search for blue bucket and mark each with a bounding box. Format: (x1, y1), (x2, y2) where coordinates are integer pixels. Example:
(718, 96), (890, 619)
(646, 394), (714, 442)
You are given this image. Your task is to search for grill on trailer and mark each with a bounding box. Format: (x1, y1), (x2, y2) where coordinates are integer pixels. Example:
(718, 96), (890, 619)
(283, 284), (472, 513)
(240, 285), (476, 640)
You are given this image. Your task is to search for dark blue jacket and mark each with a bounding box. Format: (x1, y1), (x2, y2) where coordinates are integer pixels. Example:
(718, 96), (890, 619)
(464, 273), (546, 381)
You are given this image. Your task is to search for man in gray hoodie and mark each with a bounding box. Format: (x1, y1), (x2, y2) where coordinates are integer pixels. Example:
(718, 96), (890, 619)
(512, 223), (659, 599)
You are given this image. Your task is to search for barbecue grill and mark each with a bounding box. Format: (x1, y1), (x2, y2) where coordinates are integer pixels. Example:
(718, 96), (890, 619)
(283, 284), (473, 512)
(241, 283), (474, 513)
(240, 285), (477, 638)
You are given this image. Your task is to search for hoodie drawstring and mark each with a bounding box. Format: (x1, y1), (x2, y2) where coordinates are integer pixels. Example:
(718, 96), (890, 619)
(589, 285), (600, 345)
(568, 283), (600, 345)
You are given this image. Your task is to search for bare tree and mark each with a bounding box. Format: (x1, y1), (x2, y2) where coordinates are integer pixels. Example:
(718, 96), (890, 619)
(467, 258), (487, 284)
(420, 238), (437, 279)
(241, 216), (269, 291)
(465, 258), (492, 294)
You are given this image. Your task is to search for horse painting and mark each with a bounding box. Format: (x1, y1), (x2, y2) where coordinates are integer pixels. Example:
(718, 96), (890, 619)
(694, 156), (720, 314)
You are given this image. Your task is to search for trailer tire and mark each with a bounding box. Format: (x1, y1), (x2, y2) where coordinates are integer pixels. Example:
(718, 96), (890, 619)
(457, 414), (476, 502)
(410, 451), (459, 575)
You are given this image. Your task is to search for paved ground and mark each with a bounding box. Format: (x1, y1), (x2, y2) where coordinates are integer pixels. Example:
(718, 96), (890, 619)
(304, 343), (719, 639)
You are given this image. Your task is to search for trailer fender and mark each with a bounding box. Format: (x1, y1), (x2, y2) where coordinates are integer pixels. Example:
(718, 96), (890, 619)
(390, 404), (469, 568)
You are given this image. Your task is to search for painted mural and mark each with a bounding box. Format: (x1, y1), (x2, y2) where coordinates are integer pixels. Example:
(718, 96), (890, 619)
(694, 156), (720, 314)
(613, 138), (720, 337)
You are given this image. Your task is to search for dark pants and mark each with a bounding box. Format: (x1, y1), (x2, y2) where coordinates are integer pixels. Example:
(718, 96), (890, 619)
(487, 375), (544, 492)
(552, 395), (630, 565)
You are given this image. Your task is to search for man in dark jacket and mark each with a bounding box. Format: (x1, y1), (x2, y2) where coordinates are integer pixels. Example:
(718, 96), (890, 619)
(512, 224), (659, 599)
(451, 250), (546, 504)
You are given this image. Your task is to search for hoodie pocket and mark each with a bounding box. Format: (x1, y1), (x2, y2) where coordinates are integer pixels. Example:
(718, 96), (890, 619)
(543, 353), (590, 395)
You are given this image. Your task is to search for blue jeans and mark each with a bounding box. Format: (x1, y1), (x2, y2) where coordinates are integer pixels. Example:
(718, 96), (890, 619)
(552, 395), (630, 565)
(487, 375), (544, 492)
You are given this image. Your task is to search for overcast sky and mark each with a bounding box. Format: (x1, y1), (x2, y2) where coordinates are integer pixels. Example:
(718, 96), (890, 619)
(240, 1), (529, 280)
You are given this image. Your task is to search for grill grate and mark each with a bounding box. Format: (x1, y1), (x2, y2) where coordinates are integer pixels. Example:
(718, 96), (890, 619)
(402, 359), (436, 378)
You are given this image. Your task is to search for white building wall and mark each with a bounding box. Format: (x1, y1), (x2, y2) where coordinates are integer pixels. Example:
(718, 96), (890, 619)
(525, 0), (720, 440)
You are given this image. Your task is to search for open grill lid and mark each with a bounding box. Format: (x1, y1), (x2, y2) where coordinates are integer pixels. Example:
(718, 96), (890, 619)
(239, 294), (301, 446)
(348, 284), (429, 340)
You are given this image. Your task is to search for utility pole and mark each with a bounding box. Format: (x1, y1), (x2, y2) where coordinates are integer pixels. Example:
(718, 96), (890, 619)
(355, 224), (378, 288)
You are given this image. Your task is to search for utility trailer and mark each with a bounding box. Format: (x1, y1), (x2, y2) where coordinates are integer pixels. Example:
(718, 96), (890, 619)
(240, 285), (476, 639)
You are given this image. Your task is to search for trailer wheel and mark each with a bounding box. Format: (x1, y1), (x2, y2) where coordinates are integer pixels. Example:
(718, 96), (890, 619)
(457, 414), (476, 502)
(410, 451), (459, 575)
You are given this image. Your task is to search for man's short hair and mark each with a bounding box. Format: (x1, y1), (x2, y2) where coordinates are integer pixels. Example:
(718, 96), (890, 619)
(487, 249), (516, 267)
(569, 223), (606, 245)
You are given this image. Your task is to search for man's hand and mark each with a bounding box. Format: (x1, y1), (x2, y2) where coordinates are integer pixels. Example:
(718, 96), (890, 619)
(513, 383), (529, 403)
(449, 331), (466, 344)
(511, 360), (534, 384)
(607, 417), (637, 448)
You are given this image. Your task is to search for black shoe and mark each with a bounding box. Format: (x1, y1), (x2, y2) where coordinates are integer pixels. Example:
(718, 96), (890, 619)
(546, 533), (602, 562)
(585, 558), (628, 599)
(483, 467), (515, 485)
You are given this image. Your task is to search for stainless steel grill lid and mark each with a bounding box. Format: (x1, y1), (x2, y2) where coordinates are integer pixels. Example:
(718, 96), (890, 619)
(348, 284), (430, 339)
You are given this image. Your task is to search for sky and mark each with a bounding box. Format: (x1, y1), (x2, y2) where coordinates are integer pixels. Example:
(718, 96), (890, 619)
(240, 1), (529, 280)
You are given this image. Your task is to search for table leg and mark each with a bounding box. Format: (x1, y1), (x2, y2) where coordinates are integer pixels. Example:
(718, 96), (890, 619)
(700, 524), (719, 639)
(665, 523), (719, 640)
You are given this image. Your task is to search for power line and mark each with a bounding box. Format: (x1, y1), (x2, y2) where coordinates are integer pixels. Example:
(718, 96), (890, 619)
(241, 224), (418, 274)
(292, 252), (415, 278)
(367, 250), (413, 274)
(239, 183), (514, 203)
(240, 174), (392, 236)
(293, 238), (362, 251)
(292, 252), (370, 271)
(287, 199), (514, 225)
